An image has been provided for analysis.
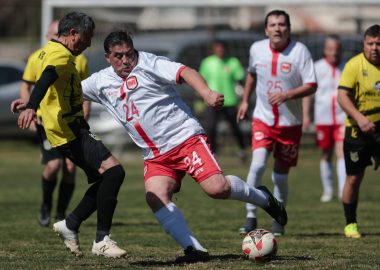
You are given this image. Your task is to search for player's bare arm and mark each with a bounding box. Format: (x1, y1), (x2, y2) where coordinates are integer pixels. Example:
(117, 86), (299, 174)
(337, 87), (376, 134)
(268, 83), (316, 106)
(180, 67), (224, 109)
(237, 72), (255, 122)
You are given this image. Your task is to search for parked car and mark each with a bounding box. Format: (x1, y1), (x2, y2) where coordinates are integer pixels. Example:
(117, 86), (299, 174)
(0, 60), (37, 139)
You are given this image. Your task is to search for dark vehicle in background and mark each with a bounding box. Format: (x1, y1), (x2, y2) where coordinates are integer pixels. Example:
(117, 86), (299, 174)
(0, 60), (36, 139)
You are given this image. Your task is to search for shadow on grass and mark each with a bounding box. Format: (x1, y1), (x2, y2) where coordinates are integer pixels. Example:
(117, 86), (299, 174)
(130, 254), (242, 267)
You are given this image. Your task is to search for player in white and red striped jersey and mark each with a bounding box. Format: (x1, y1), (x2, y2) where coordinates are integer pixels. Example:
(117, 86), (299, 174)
(237, 10), (317, 236)
(304, 35), (346, 203)
(81, 31), (287, 264)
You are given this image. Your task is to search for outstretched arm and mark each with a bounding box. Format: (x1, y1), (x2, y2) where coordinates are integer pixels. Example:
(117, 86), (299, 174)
(179, 67), (224, 109)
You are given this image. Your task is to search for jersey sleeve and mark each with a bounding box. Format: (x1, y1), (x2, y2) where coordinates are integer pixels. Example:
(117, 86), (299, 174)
(338, 58), (358, 90)
(22, 50), (40, 84)
(75, 54), (89, 80)
(247, 43), (256, 74)
(151, 55), (185, 84)
(81, 72), (102, 103)
(299, 45), (317, 85)
(231, 57), (245, 81)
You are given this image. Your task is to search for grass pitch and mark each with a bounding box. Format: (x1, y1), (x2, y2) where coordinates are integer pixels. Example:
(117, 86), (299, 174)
(0, 139), (379, 269)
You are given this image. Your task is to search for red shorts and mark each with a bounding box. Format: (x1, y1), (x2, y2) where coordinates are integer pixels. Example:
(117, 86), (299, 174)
(144, 134), (222, 188)
(251, 119), (302, 167)
(316, 124), (345, 150)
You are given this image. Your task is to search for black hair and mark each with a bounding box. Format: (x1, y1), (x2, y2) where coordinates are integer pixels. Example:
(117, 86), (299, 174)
(58, 12), (95, 37)
(364, 24), (380, 38)
(103, 31), (134, 54)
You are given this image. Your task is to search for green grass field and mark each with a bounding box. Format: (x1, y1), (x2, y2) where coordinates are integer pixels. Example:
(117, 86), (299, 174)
(0, 139), (379, 270)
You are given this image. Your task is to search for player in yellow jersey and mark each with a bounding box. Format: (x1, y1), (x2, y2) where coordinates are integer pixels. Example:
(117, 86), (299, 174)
(20, 20), (91, 227)
(337, 24), (380, 239)
(12, 12), (126, 258)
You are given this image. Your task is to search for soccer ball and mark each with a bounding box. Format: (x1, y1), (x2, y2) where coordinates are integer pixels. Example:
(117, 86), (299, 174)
(242, 229), (277, 262)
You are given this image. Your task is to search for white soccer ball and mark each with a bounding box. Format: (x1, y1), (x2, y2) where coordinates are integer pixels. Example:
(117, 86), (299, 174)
(242, 229), (278, 262)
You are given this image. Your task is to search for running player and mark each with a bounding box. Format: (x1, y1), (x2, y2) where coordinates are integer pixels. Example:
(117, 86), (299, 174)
(237, 10), (317, 236)
(304, 34), (346, 202)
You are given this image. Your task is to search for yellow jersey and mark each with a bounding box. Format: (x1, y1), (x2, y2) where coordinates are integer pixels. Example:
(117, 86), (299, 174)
(29, 40), (86, 147)
(339, 52), (380, 127)
(23, 43), (89, 119)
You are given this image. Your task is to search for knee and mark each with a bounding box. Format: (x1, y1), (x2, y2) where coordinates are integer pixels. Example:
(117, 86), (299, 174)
(45, 159), (61, 175)
(203, 177), (231, 199)
(104, 165), (125, 186)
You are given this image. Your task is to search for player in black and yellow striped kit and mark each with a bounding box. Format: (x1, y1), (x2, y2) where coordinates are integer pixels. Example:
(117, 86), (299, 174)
(12, 12), (126, 258)
(337, 24), (380, 239)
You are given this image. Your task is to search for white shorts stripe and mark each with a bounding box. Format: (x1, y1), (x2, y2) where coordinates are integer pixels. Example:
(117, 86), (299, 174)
(199, 136), (221, 170)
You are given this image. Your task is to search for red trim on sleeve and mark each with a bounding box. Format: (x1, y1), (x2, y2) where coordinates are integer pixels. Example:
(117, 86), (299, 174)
(176, 66), (187, 84)
(307, 82), (318, 88)
(134, 122), (160, 157)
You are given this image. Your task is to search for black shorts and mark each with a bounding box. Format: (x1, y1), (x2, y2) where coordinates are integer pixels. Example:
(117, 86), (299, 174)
(343, 122), (380, 175)
(56, 119), (112, 183)
(36, 123), (63, 164)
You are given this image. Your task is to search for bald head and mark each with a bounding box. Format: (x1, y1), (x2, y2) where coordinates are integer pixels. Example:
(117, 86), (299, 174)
(46, 20), (59, 41)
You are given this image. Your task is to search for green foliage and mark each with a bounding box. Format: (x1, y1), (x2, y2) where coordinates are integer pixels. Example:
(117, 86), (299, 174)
(0, 140), (379, 269)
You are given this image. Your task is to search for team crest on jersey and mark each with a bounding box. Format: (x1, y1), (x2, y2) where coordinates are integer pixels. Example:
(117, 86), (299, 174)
(280, 62), (292, 73)
(126, 76), (138, 90)
(350, 151), (359, 163)
(362, 70), (368, 76)
(254, 131), (265, 141)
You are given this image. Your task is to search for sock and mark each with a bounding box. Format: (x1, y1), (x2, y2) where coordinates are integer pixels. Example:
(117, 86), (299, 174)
(96, 165), (125, 234)
(56, 182), (75, 218)
(343, 201), (358, 224)
(337, 158), (346, 199)
(66, 181), (100, 231)
(320, 160), (333, 194)
(96, 230), (109, 243)
(227, 175), (268, 208)
(154, 202), (206, 252)
(245, 148), (269, 218)
(41, 176), (57, 209)
(272, 172), (288, 205)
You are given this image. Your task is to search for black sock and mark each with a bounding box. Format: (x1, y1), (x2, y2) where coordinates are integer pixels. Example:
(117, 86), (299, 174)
(56, 182), (75, 218)
(41, 176), (57, 209)
(95, 230), (109, 243)
(66, 181), (100, 231)
(343, 201), (358, 224)
(96, 165), (125, 233)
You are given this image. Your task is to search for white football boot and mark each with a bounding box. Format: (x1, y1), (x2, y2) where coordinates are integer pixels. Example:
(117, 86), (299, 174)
(91, 235), (127, 258)
(53, 220), (83, 257)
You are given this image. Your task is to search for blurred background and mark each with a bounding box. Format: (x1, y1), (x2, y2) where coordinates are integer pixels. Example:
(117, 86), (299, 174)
(0, 0), (379, 152)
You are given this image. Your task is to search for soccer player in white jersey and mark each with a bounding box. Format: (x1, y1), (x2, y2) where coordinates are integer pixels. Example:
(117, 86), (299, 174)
(237, 10), (317, 236)
(80, 31), (287, 264)
(304, 35), (346, 203)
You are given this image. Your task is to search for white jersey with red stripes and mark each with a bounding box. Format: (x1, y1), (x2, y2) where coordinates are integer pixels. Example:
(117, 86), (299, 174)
(82, 51), (204, 160)
(314, 58), (346, 125)
(248, 39), (317, 127)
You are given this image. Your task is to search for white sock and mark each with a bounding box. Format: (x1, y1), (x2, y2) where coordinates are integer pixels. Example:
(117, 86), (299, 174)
(337, 158), (346, 199)
(154, 202), (206, 251)
(272, 172), (288, 205)
(320, 160), (333, 194)
(245, 148), (269, 218)
(227, 175), (268, 208)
